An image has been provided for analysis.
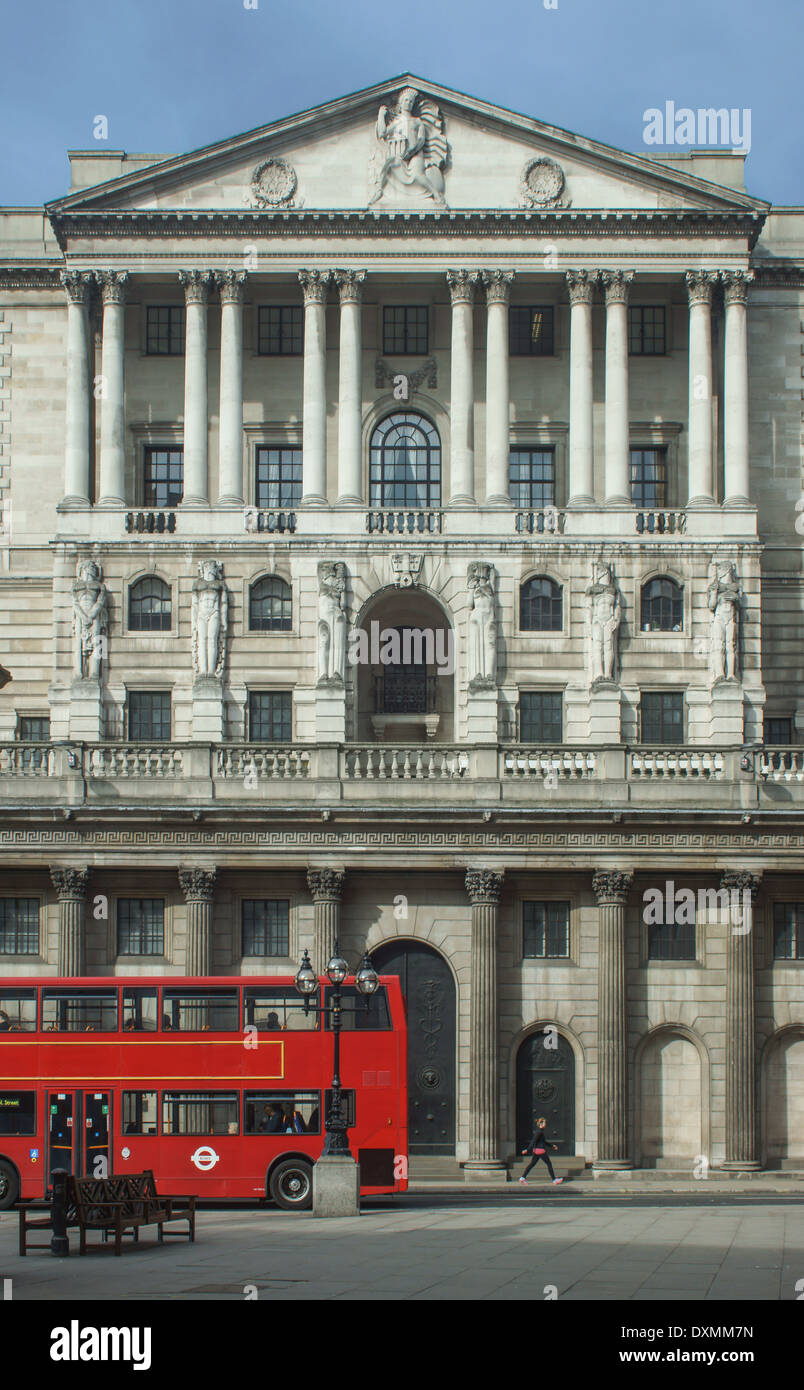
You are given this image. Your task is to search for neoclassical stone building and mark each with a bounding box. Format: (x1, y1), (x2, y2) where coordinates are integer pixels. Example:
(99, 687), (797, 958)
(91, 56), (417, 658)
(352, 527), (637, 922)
(0, 75), (802, 1176)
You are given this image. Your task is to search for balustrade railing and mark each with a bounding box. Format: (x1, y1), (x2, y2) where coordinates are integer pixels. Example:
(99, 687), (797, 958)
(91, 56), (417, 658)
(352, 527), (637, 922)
(343, 745), (468, 780)
(757, 747), (804, 781)
(635, 510), (686, 535)
(216, 746), (311, 780)
(501, 748), (597, 779)
(243, 510), (297, 534)
(514, 509), (565, 535)
(125, 510), (177, 534)
(629, 747), (724, 778)
(87, 745), (184, 778)
(0, 744), (56, 776)
(366, 510), (443, 535)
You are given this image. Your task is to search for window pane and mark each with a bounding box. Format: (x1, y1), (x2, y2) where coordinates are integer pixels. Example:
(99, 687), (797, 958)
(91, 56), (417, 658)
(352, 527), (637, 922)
(383, 306), (429, 355)
(242, 900), (290, 957)
(257, 306), (303, 356)
(648, 919), (696, 960)
(641, 578), (683, 632)
(641, 692), (684, 744)
(772, 903), (804, 960)
(0, 1091), (36, 1135)
(42, 990), (118, 1033)
(243, 987), (318, 1031)
(248, 691), (292, 741)
(0, 989), (36, 1032)
(161, 990), (239, 1032)
(509, 450), (556, 508)
(244, 1091), (320, 1134)
(630, 449), (667, 508)
(765, 719), (793, 745)
(162, 1092), (238, 1135)
(249, 576), (292, 631)
(369, 413), (441, 508)
(143, 448), (183, 507)
(332, 985), (391, 1031)
(129, 577), (171, 632)
(146, 306), (185, 356)
(523, 901), (569, 958)
(0, 898), (39, 955)
(520, 692), (563, 743)
(117, 900), (165, 956)
(520, 577), (562, 631)
(629, 305), (665, 355)
(122, 1091), (158, 1135)
(255, 447), (302, 509)
(509, 306), (554, 356)
(122, 989), (159, 1032)
(128, 692), (171, 742)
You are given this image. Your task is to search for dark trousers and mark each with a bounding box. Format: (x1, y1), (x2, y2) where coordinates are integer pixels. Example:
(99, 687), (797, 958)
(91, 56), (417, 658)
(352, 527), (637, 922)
(523, 1150), (556, 1180)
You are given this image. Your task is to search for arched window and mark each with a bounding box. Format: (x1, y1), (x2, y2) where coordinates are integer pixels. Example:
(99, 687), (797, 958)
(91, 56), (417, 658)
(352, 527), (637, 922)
(520, 577), (563, 632)
(369, 412), (441, 509)
(249, 576), (292, 632)
(128, 576), (171, 632)
(641, 577), (682, 632)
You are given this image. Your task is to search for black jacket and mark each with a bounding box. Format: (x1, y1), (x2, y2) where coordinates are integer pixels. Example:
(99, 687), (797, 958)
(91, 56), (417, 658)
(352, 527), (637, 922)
(526, 1127), (556, 1152)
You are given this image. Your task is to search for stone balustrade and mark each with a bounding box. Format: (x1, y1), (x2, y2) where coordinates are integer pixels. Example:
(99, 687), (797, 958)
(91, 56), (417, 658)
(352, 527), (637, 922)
(216, 745), (311, 780)
(343, 744), (469, 780)
(365, 509), (444, 535)
(629, 747), (724, 778)
(501, 747), (597, 779)
(635, 510), (687, 535)
(758, 747), (804, 781)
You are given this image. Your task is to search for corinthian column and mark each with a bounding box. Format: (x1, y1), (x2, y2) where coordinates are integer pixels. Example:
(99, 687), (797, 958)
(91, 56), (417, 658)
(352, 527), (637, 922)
(96, 270), (129, 506)
(446, 270), (479, 504)
(179, 270), (213, 506)
(60, 272), (94, 507)
(601, 271), (633, 505)
(334, 271), (366, 505)
(179, 867), (217, 976)
(566, 270), (598, 506)
(299, 270), (331, 504)
(307, 868), (345, 971)
(721, 271), (753, 508)
(215, 270), (247, 505)
(685, 271), (718, 506)
(721, 869), (762, 1170)
(464, 868), (506, 1179)
(50, 866), (90, 976)
(481, 271), (514, 505)
(592, 869), (633, 1168)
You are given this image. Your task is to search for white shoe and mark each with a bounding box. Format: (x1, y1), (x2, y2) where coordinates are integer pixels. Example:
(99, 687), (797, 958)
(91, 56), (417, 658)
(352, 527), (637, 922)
(519, 1177), (527, 1184)
(552, 1178), (564, 1185)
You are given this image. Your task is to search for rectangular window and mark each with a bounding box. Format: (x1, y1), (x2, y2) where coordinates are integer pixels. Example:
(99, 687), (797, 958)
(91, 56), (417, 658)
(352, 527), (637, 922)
(117, 900), (165, 956)
(648, 918), (697, 961)
(18, 717), (49, 743)
(244, 1090), (321, 1135)
(327, 986), (391, 1031)
(629, 305), (666, 355)
(243, 986), (318, 1032)
(0, 1090), (36, 1136)
(773, 903), (804, 960)
(143, 447), (183, 508)
(523, 901), (570, 958)
(0, 899), (39, 955)
(509, 449), (556, 508)
(146, 306), (185, 356)
(128, 691), (171, 742)
(765, 718), (793, 745)
(509, 306), (554, 356)
(383, 305), (429, 355)
(242, 900), (290, 958)
(161, 989), (239, 1033)
(122, 988), (159, 1032)
(161, 1091), (239, 1136)
(640, 692), (684, 744)
(630, 449), (667, 508)
(42, 989), (118, 1033)
(257, 305), (303, 356)
(520, 692), (563, 743)
(0, 989), (36, 1032)
(255, 447), (303, 509)
(122, 1091), (158, 1135)
(248, 691), (292, 742)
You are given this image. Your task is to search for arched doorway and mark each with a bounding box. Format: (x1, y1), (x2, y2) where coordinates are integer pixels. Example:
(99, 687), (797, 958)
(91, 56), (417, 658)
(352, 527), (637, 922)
(765, 1030), (804, 1164)
(352, 587), (455, 744)
(516, 1032), (575, 1155)
(373, 940), (456, 1154)
(639, 1031), (702, 1166)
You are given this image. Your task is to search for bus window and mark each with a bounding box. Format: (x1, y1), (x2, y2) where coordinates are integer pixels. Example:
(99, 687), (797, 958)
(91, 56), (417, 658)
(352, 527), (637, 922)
(327, 986), (391, 1031)
(161, 1092), (239, 1135)
(243, 987), (318, 1033)
(121, 1091), (158, 1135)
(0, 989), (36, 1033)
(41, 988), (119, 1033)
(0, 1090), (35, 1135)
(244, 1091), (321, 1135)
(161, 989), (238, 1032)
(122, 988), (158, 1032)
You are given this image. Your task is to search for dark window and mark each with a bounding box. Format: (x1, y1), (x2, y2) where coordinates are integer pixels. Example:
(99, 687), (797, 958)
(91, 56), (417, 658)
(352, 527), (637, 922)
(641, 578), (683, 632)
(42, 989), (118, 1033)
(520, 692), (563, 743)
(122, 989), (159, 1032)
(255, 447), (302, 509)
(128, 577), (171, 632)
(765, 718), (793, 745)
(369, 412), (441, 509)
(0, 989), (36, 1031)
(248, 691), (292, 742)
(121, 1091), (158, 1135)
(117, 899), (165, 956)
(128, 692), (171, 742)
(161, 990), (239, 1033)
(773, 903), (804, 960)
(244, 1091), (321, 1135)
(509, 306), (554, 356)
(143, 448), (183, 508)
(243, 987), (318, 1032)
(648, 917), (697, 960)
(630, 449), (667, 508)
(383, 305), (428, 355)
(257, 305), (303, 356)
(162, 1092), (238, 1135)
(520, 577), (562, 632)
(629, 305), (666, 355)
(249, 576), (292, 632)
(509, 450), (556, 508)
(374, 626), (435, 716)
(242, 900), (290, 957)
(523, 901), (570, 958)
(0, 1091), (36, 1135)
(0, 899), (39, 955)
(18, 717), (49, 743)
(330, 985), (391, 1031)
(146, 306), (185, 356)
(641, 692), (684, 744)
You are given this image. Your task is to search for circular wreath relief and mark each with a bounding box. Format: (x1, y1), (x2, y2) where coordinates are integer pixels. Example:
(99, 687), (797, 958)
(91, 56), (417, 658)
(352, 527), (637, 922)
(250, 158), (297, 207)
(519, 156), (567, 208)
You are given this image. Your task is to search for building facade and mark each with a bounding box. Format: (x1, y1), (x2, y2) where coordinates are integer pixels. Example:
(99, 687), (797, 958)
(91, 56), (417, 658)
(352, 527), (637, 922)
(0, 75), (802, 1175)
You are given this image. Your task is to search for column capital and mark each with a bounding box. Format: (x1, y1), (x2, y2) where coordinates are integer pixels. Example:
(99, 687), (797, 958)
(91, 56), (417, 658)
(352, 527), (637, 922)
(446, 269), (480, 303)
(307, 867), (346, 903)
(685, 269), (719, 305)
(215, 268), (248, 304)
(96, 270), (129, 304)
(565, 269), (599, 304)
(333, 269), (366, 303)
(179, 269), (214, 303)
(465, 868), (504, 905)
(600, 269), (634, 305)
(720, 269), (754, 306)
(592, 869), (633, 905)
(720, 868), (762, 900)
(298, 269), (332, 304)
(50, 866), (90, 901)
(60, 270), (94, 305)
(481, 269), (515, 304)
(178, 866), (218, 902)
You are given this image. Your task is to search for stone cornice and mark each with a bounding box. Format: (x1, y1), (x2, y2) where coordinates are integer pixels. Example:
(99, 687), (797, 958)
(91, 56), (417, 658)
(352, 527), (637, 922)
(0, 266), (63, 289)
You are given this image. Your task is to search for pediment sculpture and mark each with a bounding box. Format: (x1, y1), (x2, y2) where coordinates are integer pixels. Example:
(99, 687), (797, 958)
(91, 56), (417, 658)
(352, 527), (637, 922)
(369, 87), (449, 206)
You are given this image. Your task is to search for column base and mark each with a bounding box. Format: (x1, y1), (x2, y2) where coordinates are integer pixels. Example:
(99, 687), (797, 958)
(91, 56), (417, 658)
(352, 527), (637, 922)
(604, 494), (631, 508)
(57, 496), (91, 512)
(462, 1161), (509, 1184)
(448, 494), (476, 507)
(312, 1156), (360, 1216)
(592, 1160), (633, 1175)
(686, 495), (717, 509)
(719, 1160), (762, 1172)
(722, 496), (754, 510)
(300, 494), (328, 507)
(179, 496), (210, 509)
(483, 493), (511, 508)
(215, 495), (245, 507)
(95, 496), (126, 508)
(335, 494), (364, 507)
(566, 495), (600, 509)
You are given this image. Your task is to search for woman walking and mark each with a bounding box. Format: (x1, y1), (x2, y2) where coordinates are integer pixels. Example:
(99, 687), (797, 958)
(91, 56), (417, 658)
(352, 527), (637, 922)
(520, 1116), (564, 1185)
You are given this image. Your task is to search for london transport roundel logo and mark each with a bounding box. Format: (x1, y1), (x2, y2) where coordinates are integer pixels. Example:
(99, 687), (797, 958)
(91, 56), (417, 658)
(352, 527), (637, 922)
(191, 1146), (220, 1171)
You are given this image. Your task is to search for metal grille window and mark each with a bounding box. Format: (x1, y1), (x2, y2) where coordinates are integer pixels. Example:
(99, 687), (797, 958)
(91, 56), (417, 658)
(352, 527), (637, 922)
(629, 305), (666, 355)
(641, 577), (683, 632)
(143, 448), (183, 508)
(128, 577), (171, 632)
(257, 305), (303, 355)
(146, 306), (185, 355)
(509, 306), (554, 356)
(773, 903), (804, 960)
(249, 576), (292, 631)
(509, 449), (556, 508)
(523, 901), (570, 958)
(765, 718), (793, 745)
(117, 899), (165, 956)
(128, 691), (171, 742)
(520, 576), (562, 631)
(520, 691), (563, 743)
(648, 918), (697, 961)
(0, 899), (39, 955)
(640, 692), (684, 744)
(255, 447), (302, 509)
(242, 900), (290, 957)
(369, 413), (441, 509)
(383, 305), (429, 355)
(248, 691), (292, 741)
(630, 449), (667, 508)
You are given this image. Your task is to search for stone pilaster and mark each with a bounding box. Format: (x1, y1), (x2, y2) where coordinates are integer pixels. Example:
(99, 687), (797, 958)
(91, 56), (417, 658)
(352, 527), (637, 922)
(601, 270), (633, 505)
(60, 271), (95, 508)
(721, 271), (753, 508)
(685, 270), (718, 506)
(446, 270), (479, 504)
(178, 867), (217, 976)
(334, 271), (366, 505)
(50, 866), (90, 976)
(592, 869), (633, 1168)
(298, 270), (331, 504)
(481, 271), (514, 505)
(215, 269), (247, 505)
(566, 270), (598, 506)
(179, 270), (213, 506)
(306, 868), (346, 971)
(464, 867), (506, 1179)
(721, 869), (762, 1170)
(96, 270), (129, 506)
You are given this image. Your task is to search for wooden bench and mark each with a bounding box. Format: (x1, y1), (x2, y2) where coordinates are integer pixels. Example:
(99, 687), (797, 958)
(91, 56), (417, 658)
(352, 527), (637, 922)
(18, 1171), (196, 1256)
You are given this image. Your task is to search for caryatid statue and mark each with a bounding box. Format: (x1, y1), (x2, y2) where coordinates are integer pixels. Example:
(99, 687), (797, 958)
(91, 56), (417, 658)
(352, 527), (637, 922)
(369, 87), (448, 205)
(467, 562), (497, 688)
(586, 561), (622, 683)
(72, 558), (109, 680)
(192, 560), (228, 679)
(707, 561), (740, 683)
(317, 562), (348, 685)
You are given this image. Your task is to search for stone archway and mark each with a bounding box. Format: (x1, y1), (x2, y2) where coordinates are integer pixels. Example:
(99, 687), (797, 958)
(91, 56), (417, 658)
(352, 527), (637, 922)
(351, 587), (455, 743)
(764, 1029), (804, 1164)
(638, 1030), (703, 1167)
(515, 1031), (575, 1155)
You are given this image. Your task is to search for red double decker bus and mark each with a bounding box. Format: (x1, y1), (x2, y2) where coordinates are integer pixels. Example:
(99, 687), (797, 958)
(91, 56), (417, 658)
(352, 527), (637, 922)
(0, 974), (407, 1210)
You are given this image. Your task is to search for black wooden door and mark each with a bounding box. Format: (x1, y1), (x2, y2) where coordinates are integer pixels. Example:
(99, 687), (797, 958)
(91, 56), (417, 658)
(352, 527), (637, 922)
(516, 1032), (575, 1155)
(373, 940), (456, 1154)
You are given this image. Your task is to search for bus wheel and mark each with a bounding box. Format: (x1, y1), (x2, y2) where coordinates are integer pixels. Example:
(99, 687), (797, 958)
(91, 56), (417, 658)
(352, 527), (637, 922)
(269, 1159), (312, 1211)
(0, 1160), (19, 1209)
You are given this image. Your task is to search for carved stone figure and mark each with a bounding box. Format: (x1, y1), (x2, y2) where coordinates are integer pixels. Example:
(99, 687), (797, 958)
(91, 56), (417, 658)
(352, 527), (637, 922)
(708, 562), (740, 682)
(192, 560), (228, 679)
(72, 558), (109, 680)
(369, 87), (448, 206)
(586, 562), (622, 683)
(467, 562), (496, 688)
(317, 562), (348, 685)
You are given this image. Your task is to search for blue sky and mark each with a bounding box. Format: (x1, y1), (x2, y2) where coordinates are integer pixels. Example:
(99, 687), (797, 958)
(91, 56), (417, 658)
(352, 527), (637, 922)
(2, 0), (801, 206)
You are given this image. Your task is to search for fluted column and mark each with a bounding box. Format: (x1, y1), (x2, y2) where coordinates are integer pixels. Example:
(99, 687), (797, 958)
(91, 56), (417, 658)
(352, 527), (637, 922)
(685, 270), (718, 505)
(601, 271), (633, 505)
(593, 869), (633, 1168)
(722, 869), (762, 1169)
(464, 868), (506, 1176)
(566, 270), (598, 506)
(721, 271), (753, 508)
(446, 270), (479, 504)
(215, 269), (247, 505)
(299, 270), (331, 504)
(178, 867), (217, 976)
(334, 271), (366, 505)
(60, 272), (94, 507)
(96, 270), (129, 506)
(178, 271), (213, 506)
(50, 867), (90, 976)
(307, 868), (346, 971)
(482, 271), (514, 505)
